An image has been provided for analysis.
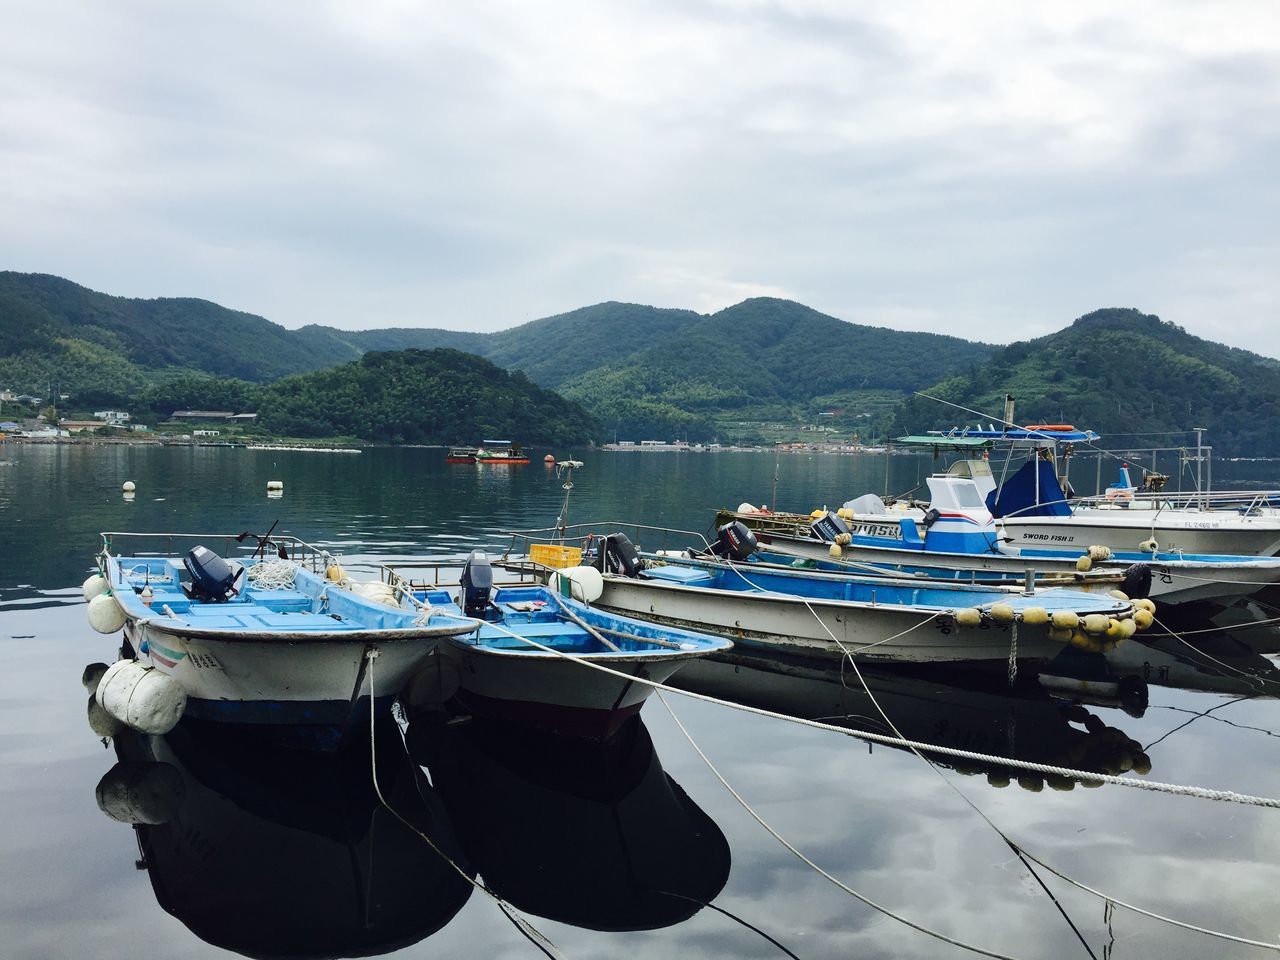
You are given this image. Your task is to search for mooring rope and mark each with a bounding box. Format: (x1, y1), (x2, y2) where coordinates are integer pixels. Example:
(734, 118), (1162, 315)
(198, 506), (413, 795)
(396, 591), (1280, 951)
(363, 649), (566, 959)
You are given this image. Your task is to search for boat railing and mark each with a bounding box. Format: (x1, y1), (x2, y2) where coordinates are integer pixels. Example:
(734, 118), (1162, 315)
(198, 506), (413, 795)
(1067, 489), (1280, 513)
(378, 558), (544, 594)
(98, 531), (332, 573)
(501, 520), (715, 559)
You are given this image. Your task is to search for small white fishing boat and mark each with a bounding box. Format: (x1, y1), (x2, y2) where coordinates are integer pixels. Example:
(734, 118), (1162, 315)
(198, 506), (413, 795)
(505, 524), (1149, 665)
(87, 532), (478, 748)
(388, 551), (733, 740)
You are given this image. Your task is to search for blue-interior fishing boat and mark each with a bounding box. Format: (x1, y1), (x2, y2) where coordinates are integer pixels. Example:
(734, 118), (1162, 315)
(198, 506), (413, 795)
(390, 550), (733, 740)
(87, 532), (478, 748)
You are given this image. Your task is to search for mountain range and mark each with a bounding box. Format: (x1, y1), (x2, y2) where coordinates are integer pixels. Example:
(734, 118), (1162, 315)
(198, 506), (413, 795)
(2, 271), (1277, 453)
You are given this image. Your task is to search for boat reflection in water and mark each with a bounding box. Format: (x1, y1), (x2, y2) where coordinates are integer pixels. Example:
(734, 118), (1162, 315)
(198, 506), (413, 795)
(95, 714), (474, 958)
(405, 710), (732, 930)
(672, 651), (1153, 790)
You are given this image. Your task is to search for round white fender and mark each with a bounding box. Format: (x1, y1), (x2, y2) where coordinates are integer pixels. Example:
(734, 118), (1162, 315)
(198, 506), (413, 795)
(83, 574), (108, 602)
(86, 694), (124, 738)
(96, 660), (188, 735)
(81, 661), (110, 692)
(553, 565), (604, 603)
(87, 593), (127, 634)
(95, 761), (185, 824)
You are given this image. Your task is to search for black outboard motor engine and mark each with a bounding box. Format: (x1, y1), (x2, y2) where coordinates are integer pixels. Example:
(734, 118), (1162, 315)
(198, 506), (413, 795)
(184, 545), (240, 602)
(598, 533), (644, 578)
(709, 521), (758, 561)
(1119, 562), (1152, 600)
(460, 550), (494, 618)
(809, 511), (851, 543)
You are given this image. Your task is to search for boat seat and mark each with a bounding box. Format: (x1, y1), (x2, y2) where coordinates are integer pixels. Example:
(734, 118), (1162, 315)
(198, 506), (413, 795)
(642, 566), (716, 586)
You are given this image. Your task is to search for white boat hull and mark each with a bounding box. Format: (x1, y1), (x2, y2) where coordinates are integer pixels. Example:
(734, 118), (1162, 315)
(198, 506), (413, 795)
(1000, 511), (1280, 558)
(593, 576), (1061, 664)
(125, 620), (436, 727)
(759, 533), (1280, 605)
(438, 638), (693, 740)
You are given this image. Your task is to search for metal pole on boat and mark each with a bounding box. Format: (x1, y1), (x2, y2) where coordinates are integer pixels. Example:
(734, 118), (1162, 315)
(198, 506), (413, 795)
(1194, 427), (1206, 509)
(1023, 567), (1036, 596)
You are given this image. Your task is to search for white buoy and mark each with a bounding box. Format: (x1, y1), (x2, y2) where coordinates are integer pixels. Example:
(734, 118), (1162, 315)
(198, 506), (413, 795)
(96, 660), (187, 735)
(553, 565), (604, 603)
(87, 694), (124, 737)
(81, 661), (110, 692)
(122, 481), (135, 493)
(95, 761), (185, 824)
(266, 480), (284, 491)
(87, 593), (127, 634)
(83, 574), (108, 603)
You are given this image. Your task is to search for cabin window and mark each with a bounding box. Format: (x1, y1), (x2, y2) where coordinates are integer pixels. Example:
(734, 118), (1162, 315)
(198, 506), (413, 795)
(953, 484), (985, 509)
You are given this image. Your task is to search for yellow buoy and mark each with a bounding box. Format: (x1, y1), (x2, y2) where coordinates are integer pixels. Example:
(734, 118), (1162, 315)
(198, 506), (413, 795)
(828, 544), (843, 559)
(1082, 613), (1111, 635)
(326, 563), (347, 582)
(1087, 545), (1112, 561)
(954, 607), (983, 627)
(1048, 626), (1074, 643)
(1020, 606), (1048, 625)
(1108, 589), (1129, 601)
(1139, 538), (1159, 553)
(834, 532), (852, 546)
(988, 602), (1015, 623)
(1051, 610), (1079, 630)
(1076, 555), (1092, 572)
(1118, 617), (1137, 639)
(1133, 608), (1154, 630)
(1134, 597), (1156, 614)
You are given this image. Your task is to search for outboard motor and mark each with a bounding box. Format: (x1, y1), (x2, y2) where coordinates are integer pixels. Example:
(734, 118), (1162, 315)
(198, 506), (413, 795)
(709, 521), (758, 561)
(809, 511), (851, 544)
(1119, 562), (1152, 601)
(459, 550), (494, 619)
(598, 533), (644, 578)
(183, 546), (240, 602)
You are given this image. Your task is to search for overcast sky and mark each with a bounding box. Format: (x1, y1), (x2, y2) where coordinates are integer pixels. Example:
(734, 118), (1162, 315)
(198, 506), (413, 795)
(2, 1), (1277, 352)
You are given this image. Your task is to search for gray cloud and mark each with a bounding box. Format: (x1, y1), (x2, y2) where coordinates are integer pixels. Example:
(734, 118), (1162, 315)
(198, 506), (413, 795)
(1, 1), (1277, 353)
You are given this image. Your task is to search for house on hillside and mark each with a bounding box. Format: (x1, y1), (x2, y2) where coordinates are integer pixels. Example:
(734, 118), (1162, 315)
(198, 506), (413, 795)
(93, 410), (131, 424)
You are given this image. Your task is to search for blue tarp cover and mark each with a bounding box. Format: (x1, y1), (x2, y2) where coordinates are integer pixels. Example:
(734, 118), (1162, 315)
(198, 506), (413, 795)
(987, 459), (1072, 518)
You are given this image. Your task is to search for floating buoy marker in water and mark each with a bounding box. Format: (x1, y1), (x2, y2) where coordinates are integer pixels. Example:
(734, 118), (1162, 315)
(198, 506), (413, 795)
(122, 481), (135, 493)
(266, 480), (284, 491)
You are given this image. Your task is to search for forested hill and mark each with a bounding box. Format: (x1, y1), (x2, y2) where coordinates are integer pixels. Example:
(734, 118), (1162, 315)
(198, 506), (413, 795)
(0, 272), (359, 382)
(258, 349), (598, 445)
(891, 308), (1280, 455)
(558, 298), (996, 439)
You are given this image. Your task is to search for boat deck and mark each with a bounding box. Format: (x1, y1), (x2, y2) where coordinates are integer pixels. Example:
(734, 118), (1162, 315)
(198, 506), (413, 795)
(111, 556), (412, 634)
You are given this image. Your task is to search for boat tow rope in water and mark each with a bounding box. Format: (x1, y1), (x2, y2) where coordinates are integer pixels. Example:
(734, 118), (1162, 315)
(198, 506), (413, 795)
(363, 649), (567, 960)
(423, 607), (1280, 954)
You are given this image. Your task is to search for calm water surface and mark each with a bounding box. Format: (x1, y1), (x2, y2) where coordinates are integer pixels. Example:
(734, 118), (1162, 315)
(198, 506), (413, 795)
(3, 444), (1280, 959)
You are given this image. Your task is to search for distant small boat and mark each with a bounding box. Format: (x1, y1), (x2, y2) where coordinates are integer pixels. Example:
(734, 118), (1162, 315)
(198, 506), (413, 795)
(475, 440), (529, 464)
(445, 446), (479, 463)
(395, 551), (732, 740)
(89, 532), (477, 748)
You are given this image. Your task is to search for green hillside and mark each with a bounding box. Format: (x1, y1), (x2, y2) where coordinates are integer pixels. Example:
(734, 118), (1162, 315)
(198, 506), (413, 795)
(258, 349), (597, 445)
(892, 308), (1280, 455)
(559, 298), (996, 440)
(0, 272), (357, 385)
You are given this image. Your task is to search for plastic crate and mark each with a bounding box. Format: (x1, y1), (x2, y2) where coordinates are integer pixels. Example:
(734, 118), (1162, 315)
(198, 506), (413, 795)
(529, 543), (583, 569)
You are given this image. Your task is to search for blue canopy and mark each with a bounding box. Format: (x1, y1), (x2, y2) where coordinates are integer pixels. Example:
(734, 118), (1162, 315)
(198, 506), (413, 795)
(987, 459), (1072, 518)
